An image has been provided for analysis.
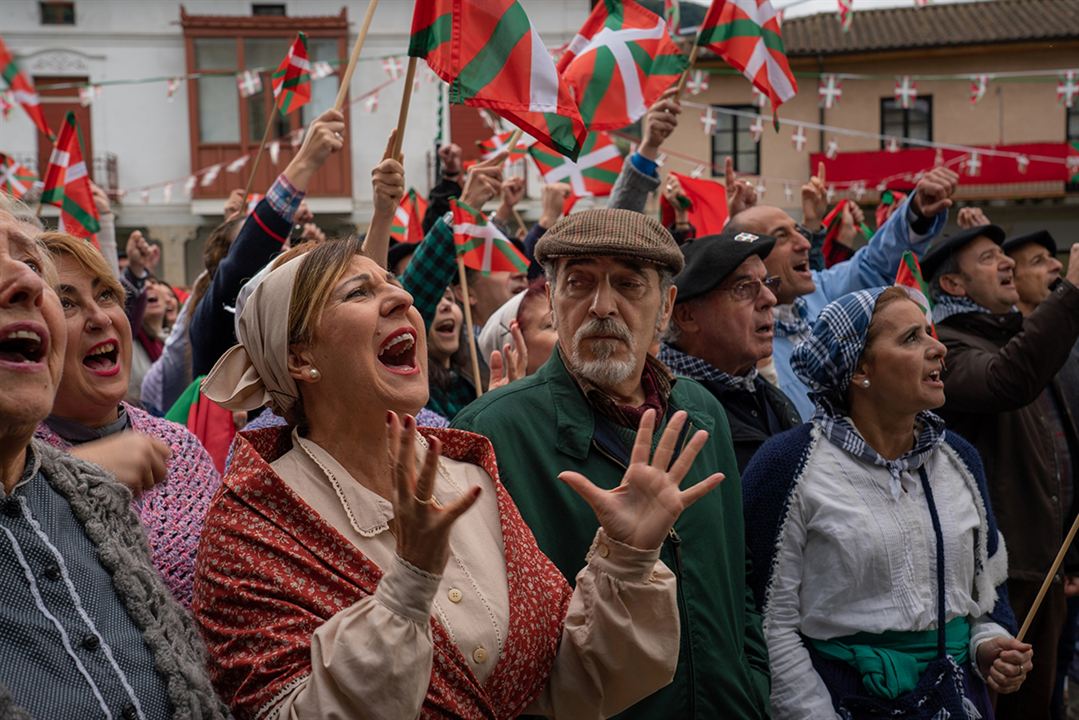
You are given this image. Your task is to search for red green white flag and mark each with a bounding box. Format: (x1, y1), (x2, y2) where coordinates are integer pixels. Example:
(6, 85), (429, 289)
(558, 0), (687, 132)
(0, 153), (38, 200)
(697, 0), (798, 122)
(390, 188), (429, 244)
(659, 171), (729, 236)
(272, 32), (311, 115)
(409, 0), (587, 160)
(451, 199), (529, 274)
(479, 130), (532, 161)
(0, 36), (52, 138)
(895, 250), (937, 338)
(40, 111), (101, 242)
(528, 131), (622, 197)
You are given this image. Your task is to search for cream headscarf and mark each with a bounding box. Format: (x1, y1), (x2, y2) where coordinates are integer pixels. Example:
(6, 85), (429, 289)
(202, 254), (305, 414)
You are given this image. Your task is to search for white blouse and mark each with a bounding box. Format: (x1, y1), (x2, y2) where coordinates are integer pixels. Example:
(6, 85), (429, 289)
(266, 429), (679, 720)
(764, 431), (1011, 719)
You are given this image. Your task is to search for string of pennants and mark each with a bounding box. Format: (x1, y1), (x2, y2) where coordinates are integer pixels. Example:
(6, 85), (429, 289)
(0, 53), (440, 117)
(686, 98), (1077, 179)
(677, 67), (1079, 109)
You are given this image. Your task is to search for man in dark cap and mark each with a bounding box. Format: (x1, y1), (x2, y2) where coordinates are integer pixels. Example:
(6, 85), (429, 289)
(659, 230), (800, 471)
(924, 224), (1079, 719)
(1002, 226), (1079, 720)
(453, 209), (771, 719)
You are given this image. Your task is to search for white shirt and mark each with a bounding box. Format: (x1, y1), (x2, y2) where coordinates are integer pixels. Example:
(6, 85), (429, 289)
(765, 431), (1010, 719)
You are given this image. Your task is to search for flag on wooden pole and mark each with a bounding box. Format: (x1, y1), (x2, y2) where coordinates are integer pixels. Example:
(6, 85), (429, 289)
(895, 249), (937, 337)
(528, 131), (622, 197)
(40, 112), (101, 241)
(0, 36), (52, 138)
(695, 0), (797, 125)
(451, 199), (529, 274)
(0, 153), (37, 199)
(558, 0), (687, 132)
(409, 0), (587, 159)
(390, 188), (429, 244)
(272, 32), (312, 115)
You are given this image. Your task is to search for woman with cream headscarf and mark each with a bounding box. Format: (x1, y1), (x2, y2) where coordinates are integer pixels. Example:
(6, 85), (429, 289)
(194, 235), (726, 720)
(742, 287), (1029, 719)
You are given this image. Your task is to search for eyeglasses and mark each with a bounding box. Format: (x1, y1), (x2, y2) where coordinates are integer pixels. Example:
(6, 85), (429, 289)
(722, 275), (781, 302)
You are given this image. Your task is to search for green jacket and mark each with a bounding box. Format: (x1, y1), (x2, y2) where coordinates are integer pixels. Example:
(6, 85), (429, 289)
(452, 350), (771, 719)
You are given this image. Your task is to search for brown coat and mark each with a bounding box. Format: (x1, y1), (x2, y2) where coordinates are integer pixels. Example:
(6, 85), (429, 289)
(936, 280), (1079, 582)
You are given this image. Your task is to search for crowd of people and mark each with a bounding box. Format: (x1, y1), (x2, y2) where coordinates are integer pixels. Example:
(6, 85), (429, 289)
(1, 89), (1077, 720)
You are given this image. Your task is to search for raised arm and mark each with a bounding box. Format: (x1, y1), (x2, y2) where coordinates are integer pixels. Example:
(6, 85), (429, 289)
(609, 89), (679, 213)
(362, 130), (405, 269)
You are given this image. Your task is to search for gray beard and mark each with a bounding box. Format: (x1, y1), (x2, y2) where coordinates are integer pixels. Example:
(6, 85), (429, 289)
(568, 317), (638, 388)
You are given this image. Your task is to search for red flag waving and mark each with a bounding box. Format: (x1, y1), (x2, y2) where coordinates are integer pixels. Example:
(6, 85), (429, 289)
(697, 0), (797, 121)
(0, 153), (38, 200)
(272, 32), (311, 116)
(558, 0), (687, 131)
(528, 131), (623, 197)
(409, 0), (587, 160)
(0, 36), (52, 138)
(40, 112), (101, 242)
(451, 199), (529, 274)
(390, 188), (429, 244)
(659, 171), (728, 235)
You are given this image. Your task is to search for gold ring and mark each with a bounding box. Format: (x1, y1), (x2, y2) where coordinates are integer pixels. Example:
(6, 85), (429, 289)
(413, 495), (440, 507)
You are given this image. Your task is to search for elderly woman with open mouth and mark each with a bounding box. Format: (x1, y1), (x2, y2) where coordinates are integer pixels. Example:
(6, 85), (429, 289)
(194, 234), (725, 720)
(0, 200), (225, 718)
(33, 232), (220, 608)
(742, 286), (1030, 719)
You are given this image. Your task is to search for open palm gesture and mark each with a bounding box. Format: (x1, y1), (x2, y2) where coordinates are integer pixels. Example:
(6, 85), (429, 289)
(560, 410), (724, 550)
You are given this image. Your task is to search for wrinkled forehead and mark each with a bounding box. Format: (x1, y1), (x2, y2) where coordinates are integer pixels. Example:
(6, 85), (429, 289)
(0, 210), (39, 257)
(734, 206), (795, 238)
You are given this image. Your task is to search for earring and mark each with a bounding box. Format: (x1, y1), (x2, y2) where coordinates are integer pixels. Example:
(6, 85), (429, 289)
(861, 378), (870, 388)
(308, 368), (320, 379)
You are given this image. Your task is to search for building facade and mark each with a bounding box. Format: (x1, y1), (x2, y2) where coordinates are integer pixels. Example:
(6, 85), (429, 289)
(1, 0), (587, 285)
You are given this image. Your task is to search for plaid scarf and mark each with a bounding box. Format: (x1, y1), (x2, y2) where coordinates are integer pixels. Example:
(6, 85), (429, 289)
(574, 353), (674, 430)
(813, 407), (947, 499)
(931, 293), (995, 324)
(774, 297), (812, 340)
(658, 343), (758, 393)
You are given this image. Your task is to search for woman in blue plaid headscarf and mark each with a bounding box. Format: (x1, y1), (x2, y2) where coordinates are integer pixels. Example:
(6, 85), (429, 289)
(742, 286), (1029, 719)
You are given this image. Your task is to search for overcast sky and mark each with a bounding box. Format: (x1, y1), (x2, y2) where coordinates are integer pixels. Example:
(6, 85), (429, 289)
(681, 0), (989, 19)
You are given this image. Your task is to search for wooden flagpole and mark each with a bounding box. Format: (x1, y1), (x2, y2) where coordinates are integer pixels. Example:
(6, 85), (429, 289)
(503, 128), (527, 233)
(242, 110), (276, 201)
(457, 257), (485, 398)
(1017, 511), (1079, 641)
(334, 0), (379, 111)
(674, 44), (701, 99)
(391, 57), (419, 159)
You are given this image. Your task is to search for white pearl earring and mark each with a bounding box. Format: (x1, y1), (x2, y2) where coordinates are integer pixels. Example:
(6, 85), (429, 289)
(861, 378), (870, 388)
(309, 368), (320, 379)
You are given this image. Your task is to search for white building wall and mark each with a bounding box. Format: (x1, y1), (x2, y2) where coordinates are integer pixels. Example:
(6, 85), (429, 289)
(1, 0), (588, 282)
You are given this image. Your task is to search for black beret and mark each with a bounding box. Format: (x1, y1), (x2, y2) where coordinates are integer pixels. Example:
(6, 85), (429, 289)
(1003, 229), (1057, 256)
(387, 241), (418, 273)
(920, 224), (1006, 280)
(674, 229), (776, 304)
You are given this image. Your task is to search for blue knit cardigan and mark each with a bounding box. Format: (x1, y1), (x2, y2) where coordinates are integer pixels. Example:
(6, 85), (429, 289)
(742, 423), (1017, 634)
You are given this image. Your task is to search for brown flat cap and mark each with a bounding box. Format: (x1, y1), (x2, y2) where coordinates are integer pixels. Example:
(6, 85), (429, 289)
(535, 208), (684, 274)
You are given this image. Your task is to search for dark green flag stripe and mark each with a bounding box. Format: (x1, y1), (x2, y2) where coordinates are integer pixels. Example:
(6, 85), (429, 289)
(455, 3), (531, 103)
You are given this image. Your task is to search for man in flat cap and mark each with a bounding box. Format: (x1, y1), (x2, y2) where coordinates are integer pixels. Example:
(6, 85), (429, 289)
(727, 167), (958, 420)
(659, 230), (800, 471)
(453, 209), (771, 719)
(924, 224), (1079, 719)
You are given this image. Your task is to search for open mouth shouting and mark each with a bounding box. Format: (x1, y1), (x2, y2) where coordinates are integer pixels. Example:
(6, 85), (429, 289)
(433, 317), (458, 338)
(378, 327), (419, 375)
(0, 323), (49, 372)
(924, 365), (944, 389)
(83, 340), (121, 377)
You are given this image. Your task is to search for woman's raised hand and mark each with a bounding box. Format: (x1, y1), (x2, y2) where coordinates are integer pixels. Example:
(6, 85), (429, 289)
(559, 409), (723, 550)
(387, 412), (481, 575)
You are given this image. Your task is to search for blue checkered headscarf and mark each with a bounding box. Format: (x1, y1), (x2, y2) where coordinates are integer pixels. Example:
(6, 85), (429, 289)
(791, 287), (948, 498)
(790, 288), (888, 412)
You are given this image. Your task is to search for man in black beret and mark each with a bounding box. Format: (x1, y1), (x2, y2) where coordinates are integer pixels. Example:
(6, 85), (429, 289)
(658, 230), (801, 471)
(924, 223), (1079, 719)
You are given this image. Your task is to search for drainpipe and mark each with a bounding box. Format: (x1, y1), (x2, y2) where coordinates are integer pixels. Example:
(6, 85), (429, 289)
(817, 54), (826, 153)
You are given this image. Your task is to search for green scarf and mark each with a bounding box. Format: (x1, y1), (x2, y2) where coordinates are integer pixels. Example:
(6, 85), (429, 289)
(809, 616), (970, 699)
